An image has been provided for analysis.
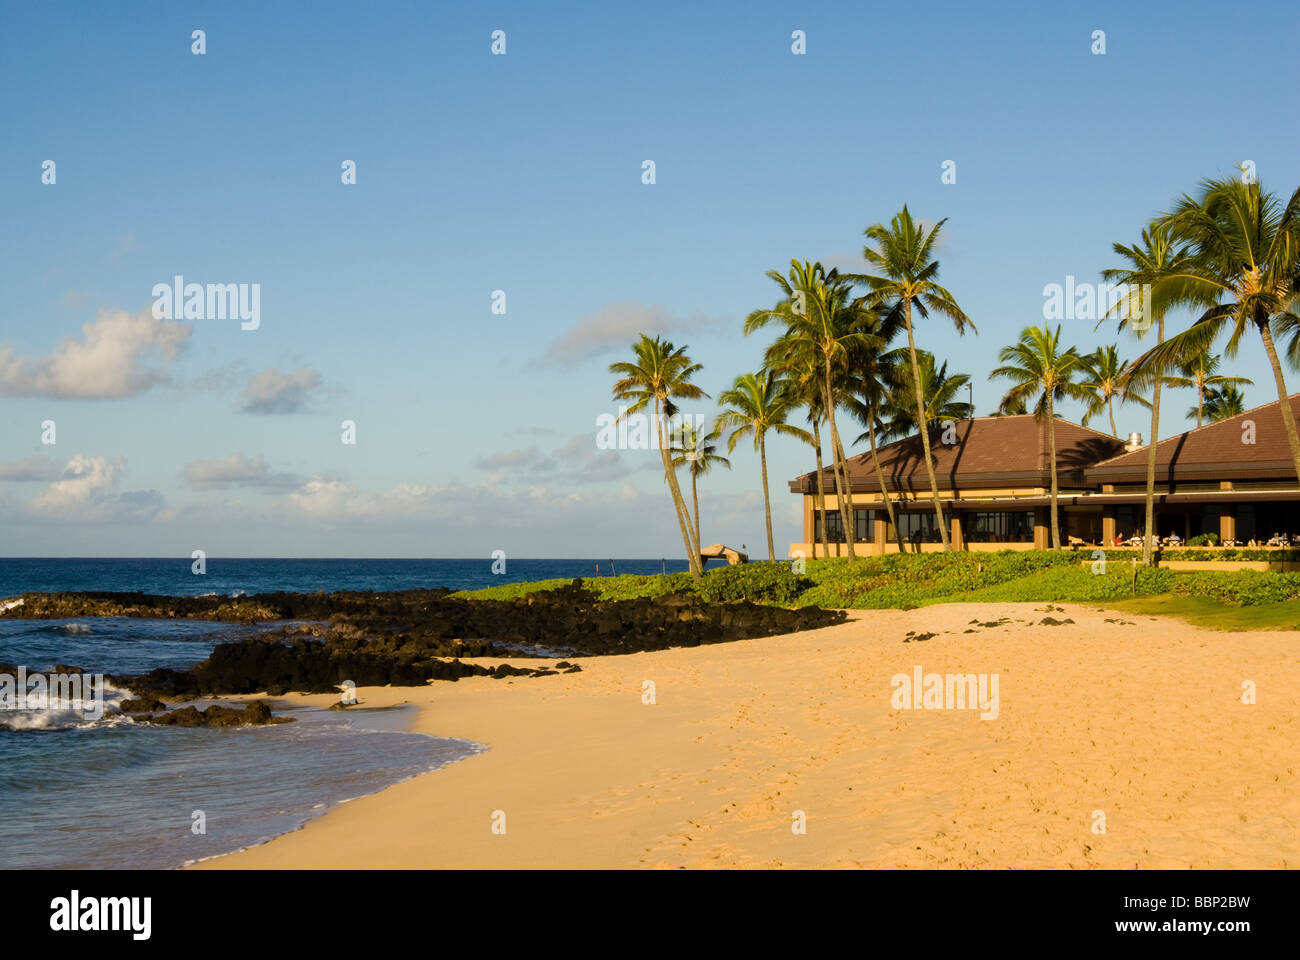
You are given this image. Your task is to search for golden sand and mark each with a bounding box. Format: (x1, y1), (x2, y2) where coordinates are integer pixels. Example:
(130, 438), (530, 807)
(198, 603), (1298, 869)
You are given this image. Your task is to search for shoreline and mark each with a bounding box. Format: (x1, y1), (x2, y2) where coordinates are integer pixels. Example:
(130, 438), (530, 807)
(197, 602), (1300, 869)
(179, 701), (486, 870)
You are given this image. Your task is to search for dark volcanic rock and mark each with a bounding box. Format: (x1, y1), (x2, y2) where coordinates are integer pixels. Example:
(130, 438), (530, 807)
(118, 697), (167, 714)
(24, 579), (845, 698)
(137, 700), (289, 727)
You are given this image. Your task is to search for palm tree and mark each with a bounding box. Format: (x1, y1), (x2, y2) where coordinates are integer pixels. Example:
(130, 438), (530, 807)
(745, 261), (874, 561)
(1136, 177), (1300, 480)
(1164, 352), (1253, 427)
(1102, 223), (1199, 564)
(988, 396), (1028, 417)
(1078, 345), (1149, 437)
(716, 371), (811, 562)
(842, 307), (907, 553)
(610, 335), (708, 577)
(669, 423), (731, 555)
(1204, 383), (1248, 422)
(990, 326), (1091, 549)
(853, 207), (975, 551)
(875, 349), (972, 442)
(763, 333), (832, 558)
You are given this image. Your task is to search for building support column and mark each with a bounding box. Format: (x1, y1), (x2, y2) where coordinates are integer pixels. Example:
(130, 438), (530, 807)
(950, 510), (965, 551)
(1033, 507), (1050, 549)
(1220, 505), (1236, 545)
(1101, 506), (1117, 546)
(874, 509), (887, 555)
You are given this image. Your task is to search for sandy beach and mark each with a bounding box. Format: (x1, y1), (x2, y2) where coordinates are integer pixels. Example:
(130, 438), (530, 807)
(199, 603), (1299, 869)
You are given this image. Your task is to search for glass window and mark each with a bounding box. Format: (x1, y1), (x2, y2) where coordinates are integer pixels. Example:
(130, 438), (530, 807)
(896, 511), (945, 544)
(814, 509), (873, 543)
(964, 511), (1034, 543)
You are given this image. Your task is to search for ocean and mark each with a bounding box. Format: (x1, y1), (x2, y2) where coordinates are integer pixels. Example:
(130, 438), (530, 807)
(0, 557), (686, 869)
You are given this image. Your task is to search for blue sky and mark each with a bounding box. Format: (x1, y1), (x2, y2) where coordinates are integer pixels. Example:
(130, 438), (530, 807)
(1, 0), (1297, 557)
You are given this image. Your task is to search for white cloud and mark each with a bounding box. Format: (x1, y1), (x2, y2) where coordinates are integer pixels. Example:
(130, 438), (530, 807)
(539, 301), (725, 366)
(0, 309), (191, 399)
(239, 367), (322, 414)
(182, 453), (301, 491)
(27, 454), (163, 522)
(30, 454), (125, 511)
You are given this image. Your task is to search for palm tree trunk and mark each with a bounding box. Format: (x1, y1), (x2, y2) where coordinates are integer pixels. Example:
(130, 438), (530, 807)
(904, 300), (951, 549)
(831, 428), (861, 554)
(866, 414), (903, 553)
(822, 357), (857, 561)
(812, 418), (830, 559)
(1108, 397), (1117, 438)
(1047, 395), (1061, 550)
(1258, 322), (1300, 482)
(691, 468), (701, 557)
(760, 434), (775, 562)
(655, 398), (701, 577)
(1196, 380), (1204, 428)
(1142, 316), (1163, 565)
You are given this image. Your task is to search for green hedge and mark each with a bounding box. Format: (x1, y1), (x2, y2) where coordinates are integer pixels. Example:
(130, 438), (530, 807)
(1086, 547), (1300, 562)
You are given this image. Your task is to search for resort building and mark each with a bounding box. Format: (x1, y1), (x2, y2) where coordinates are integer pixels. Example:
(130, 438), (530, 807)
(788, 395), (1300, 556)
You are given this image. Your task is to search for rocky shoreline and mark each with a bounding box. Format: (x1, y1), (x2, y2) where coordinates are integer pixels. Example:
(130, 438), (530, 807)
(3, 580), (847, 704)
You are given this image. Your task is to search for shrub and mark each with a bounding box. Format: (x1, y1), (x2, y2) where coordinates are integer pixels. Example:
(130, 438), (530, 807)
(449, 578), (577, 601)
(694, 562), (811, 604)
(594, 572), (694, 601)
(1185, 533), (1221, 546)
(451, 573), (693, 603)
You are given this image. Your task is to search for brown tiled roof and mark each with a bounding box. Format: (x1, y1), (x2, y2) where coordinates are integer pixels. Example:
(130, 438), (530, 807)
(788, 415), (1125, 494)
(1086, 394), (1300, 484)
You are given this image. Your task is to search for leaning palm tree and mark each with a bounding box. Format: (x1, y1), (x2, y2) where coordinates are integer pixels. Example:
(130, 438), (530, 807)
(852, 207), (975, 551)
(990, 326), (1091, 549)
(610, 335), (708, 577)
(1102, 223), (1199, 564)
(1136, 177), (1300, 479)
(669, 423), (731, 555)
(716, 371), (811, 562)
(875, 349), (973, 442)
(745, 260), (875, 561)
(1204, 383), (1248, 422)
(1078, 345), (1149, 438)
(1164, 352), (1253, 428)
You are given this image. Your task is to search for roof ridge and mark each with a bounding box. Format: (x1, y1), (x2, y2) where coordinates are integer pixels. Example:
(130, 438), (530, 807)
(1088, 391), (1300, 467)
(795, 411), (1115, 482)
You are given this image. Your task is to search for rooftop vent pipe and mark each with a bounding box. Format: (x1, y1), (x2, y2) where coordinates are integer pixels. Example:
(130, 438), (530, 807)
(1124, 432), (1144, 452)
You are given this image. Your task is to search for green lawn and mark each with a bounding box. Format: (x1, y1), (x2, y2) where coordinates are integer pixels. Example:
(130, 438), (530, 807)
(1095, 595), (1300, 631)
